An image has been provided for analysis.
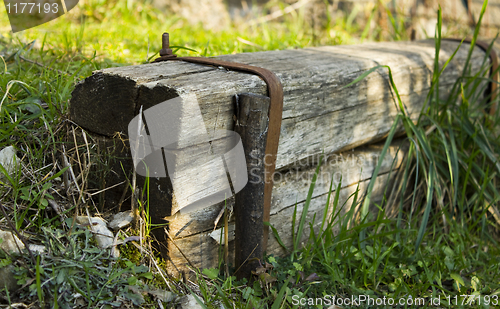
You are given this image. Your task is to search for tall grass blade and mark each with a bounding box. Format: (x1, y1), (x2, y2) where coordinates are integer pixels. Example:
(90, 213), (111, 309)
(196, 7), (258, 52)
(320, 174), (336, 234)
(462, 0), (489, 79)
(36, 255), (43, 305)
(414, 162), (435, 253)
(264, 221), (289, 252)
(294, 155), (323, 252)
(271, 277), (291, 309)
(433, 6), (442, 118)
(343, 65), (385, 89)
(359, 114), (402, 247)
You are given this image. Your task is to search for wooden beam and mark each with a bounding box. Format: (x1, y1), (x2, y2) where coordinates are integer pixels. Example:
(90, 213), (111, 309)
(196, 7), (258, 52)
(69, 39), (489, 276)
(70, 40), (487, 169)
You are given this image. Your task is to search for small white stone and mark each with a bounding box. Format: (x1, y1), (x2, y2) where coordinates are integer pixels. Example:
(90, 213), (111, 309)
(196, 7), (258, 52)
(147, 288), (176, 302)
(0, 230), (25, 254)
(108, 211), (133, 230)
(76, 216), (115, 250)
(0, 146), (19, 180)
(28, 244), (46, 254)
(179, 294), (204, 309)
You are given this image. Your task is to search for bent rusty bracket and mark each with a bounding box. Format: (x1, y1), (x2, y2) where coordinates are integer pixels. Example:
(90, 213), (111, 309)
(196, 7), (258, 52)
(153, 33), (284, 274)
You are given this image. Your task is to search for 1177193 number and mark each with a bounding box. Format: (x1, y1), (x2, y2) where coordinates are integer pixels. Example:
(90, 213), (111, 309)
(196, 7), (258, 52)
(5, 2), (59, 14)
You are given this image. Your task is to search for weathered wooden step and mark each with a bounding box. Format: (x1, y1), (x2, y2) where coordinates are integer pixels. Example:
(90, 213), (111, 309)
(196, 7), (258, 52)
(69, 39), (490, 276)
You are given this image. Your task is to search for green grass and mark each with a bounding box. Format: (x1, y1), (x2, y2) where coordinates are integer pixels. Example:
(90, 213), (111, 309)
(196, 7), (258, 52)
(0, 0), (437, 64)
(0, 0), (365, 65)
(0, 0), (500, 308)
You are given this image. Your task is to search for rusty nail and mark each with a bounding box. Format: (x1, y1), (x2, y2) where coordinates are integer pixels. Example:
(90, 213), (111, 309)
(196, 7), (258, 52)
(160, 33), (173, 57)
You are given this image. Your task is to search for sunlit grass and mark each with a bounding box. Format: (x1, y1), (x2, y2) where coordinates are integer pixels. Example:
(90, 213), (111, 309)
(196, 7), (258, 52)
(0, 0), (361, 65)
(0, 0), (499, 308)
